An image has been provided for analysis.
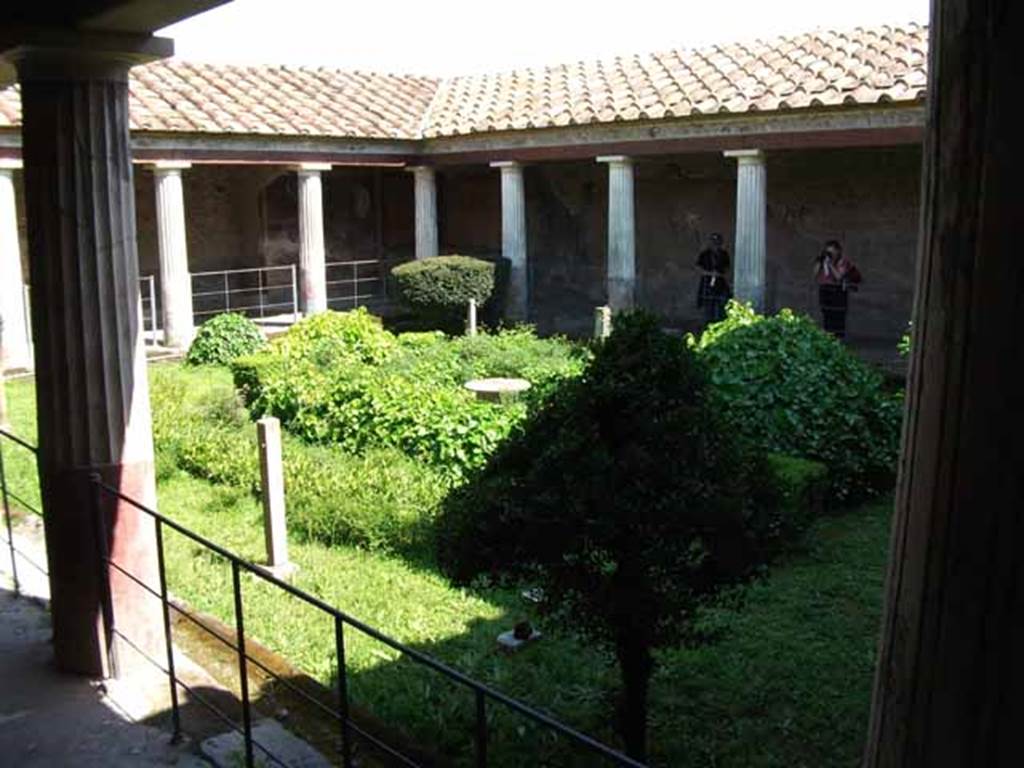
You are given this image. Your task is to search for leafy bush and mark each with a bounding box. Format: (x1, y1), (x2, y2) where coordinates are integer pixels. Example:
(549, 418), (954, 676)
(270, 308), (396, 367)
(898, 322), (912, 357)
(232, 320), (586, 479)
(691, 302), (902, 502)
(150, 365), (446, 555)
(758, 454), (829, 547)
(185, 312), (265, 367)
(391, 255), (503, 332)
(437, 312), (763, 759)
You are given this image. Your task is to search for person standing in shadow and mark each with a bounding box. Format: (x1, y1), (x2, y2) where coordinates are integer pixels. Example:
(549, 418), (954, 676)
(815, 239), (862, 340)
(696, 232), (732, 325)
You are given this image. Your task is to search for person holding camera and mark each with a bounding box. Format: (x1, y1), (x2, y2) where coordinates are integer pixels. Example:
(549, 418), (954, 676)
(815, 239), (861, 339)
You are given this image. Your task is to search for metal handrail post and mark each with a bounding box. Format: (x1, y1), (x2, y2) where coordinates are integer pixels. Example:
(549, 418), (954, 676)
(290, 264), (299, 322)
(475, 689), (488, 768)
(0, 442), (19, 596)
(334, 615), (353, 768)
(257, 268), (265, 319)
(351, 262), (358, 309)
(224, 272), (231, 313)
(231, 560), (255, 767)
(155, 519), (183, 742)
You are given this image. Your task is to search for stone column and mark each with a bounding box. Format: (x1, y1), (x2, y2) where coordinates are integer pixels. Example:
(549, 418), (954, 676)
(408, 166), (438, 260)
(597, 156), (636, 311)
(724, 149), (767, 312)
(0, 159), (32, 371)
(491, 161), (528, 321)
(296, 163), (330, 315)
(15, 42), (168, 677)
(152, 161), (194, 348)
(865, 0), (1022, 761)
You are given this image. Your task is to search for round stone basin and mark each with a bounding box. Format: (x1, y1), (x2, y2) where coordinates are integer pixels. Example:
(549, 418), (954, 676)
(464, 377), (531, 403)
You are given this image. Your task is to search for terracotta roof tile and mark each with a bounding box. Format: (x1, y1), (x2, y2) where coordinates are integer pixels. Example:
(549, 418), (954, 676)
(0, 22), (928, 140)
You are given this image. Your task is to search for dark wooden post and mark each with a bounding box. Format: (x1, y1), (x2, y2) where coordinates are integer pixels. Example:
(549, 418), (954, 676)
(865, 1), (1023, 765)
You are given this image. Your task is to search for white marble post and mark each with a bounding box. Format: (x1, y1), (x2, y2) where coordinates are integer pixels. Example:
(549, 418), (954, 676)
(0, 159), (32, 371)
(407, 166), (438, 260)
(724, 149), (767, 312)
(257, 417), (293, 577)
(597, 156), (636, 311)
(491, 161), (528, 321)
(296, 163), (330, 315)
(152, 161), (194, 348)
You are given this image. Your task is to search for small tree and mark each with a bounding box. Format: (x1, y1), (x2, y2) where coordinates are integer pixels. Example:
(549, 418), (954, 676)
(439, 312), (761, 760)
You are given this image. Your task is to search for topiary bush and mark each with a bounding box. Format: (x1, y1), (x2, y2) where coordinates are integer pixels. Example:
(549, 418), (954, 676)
(184, 312), (266, 367)
(391, 255), (501, 332)
(690, 301), (903, 502)
(437, 311), (764, 759)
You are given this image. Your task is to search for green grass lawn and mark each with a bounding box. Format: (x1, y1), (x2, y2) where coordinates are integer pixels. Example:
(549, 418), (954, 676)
(0, 369), (893, 766)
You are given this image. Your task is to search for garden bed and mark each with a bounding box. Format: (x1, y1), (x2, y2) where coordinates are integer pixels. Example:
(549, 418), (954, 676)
(2, 369), (893, 766)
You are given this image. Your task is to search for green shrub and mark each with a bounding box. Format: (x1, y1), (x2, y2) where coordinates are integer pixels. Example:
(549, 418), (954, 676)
(150, 364), (446, 555)
(691, 302), (902, 502)
(185, 313), (266, 367)
(391, 255), (501, 332)
(436, 312), (763, 759)
(898, 322), (912, 357)
(270, 308), (396, 367)
(758, 454), (829, 547)
(232, 324), (586, 479)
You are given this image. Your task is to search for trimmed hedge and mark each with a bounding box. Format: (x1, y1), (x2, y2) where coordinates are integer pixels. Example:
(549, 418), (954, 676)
(759, 454), (829, 547)
(185, 312), (265, 367)
(391, 255), (502, 332)
(691, 302), (902, 502)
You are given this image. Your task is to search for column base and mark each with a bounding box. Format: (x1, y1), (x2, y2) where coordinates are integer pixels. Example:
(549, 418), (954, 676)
(607, 278), (636, 312)
(42, 461), (163, 678)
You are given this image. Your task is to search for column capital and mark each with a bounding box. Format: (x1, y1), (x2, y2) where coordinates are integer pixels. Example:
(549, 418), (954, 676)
(724, 149), (765, 164)
(596, 155), (633, 167)
(490, 161), (523, 170)
(7, 32), (173, 82)
(150, 160), (192, 173)
(295, 162), (331, 174)
(406, 165), (436, 176)
(0, 158), (23, 171)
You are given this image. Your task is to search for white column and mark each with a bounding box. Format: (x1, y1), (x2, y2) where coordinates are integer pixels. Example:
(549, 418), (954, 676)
(408, 165), (438, 260)
(152, 161), (194, 348)
(724, 149), (767, 312)
(597, 156), (636, 311)
(491, 161), (528, 321)
(0, 159), (32, 371)
(296, 162), (330, 315)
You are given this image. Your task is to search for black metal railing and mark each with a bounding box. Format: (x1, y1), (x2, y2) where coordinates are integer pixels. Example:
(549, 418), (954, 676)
(0, 426), (47, 594)
(1, 426), (645, 767)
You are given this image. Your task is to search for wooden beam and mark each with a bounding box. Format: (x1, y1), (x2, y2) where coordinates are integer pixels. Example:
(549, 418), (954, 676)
(865, 1), (1023, 765)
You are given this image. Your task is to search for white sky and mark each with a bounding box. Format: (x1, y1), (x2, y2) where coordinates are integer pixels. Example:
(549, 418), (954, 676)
(160, 0), (930, 76)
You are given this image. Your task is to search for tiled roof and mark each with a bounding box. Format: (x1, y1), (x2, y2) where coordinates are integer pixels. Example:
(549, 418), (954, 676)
(0, 61), (441, 140)
(0, 23), (928, 141)
(423, 23), (928, 137)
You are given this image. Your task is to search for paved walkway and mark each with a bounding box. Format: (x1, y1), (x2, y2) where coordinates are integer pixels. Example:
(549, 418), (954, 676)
(0, 589), (208, 767)
(0, 518), (211, 767)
